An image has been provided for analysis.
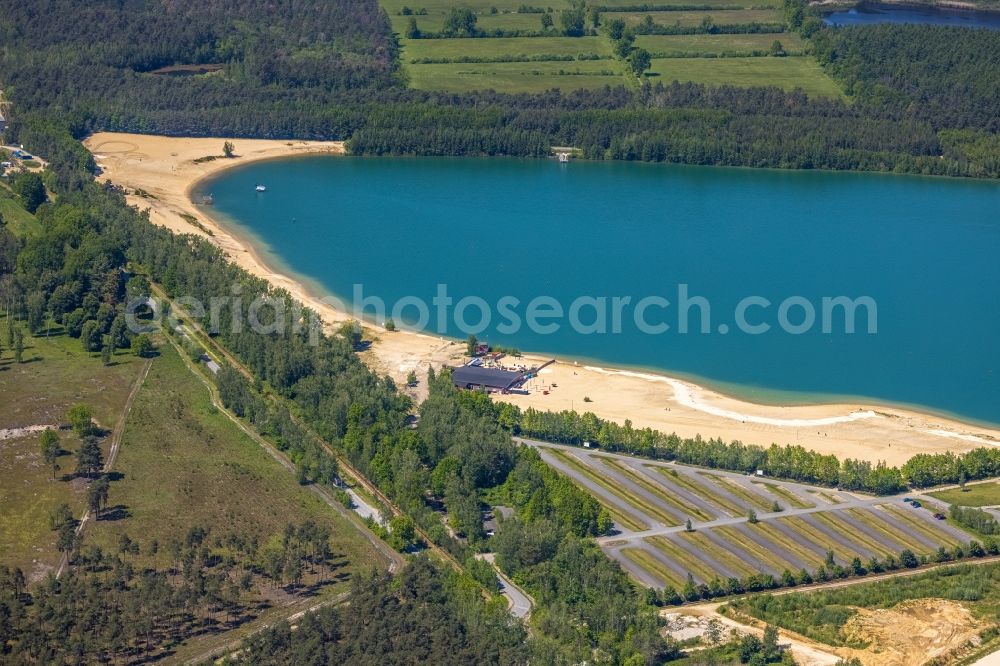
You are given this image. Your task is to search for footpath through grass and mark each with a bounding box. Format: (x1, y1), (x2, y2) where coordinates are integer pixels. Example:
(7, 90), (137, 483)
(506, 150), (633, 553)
(0, 320), (146, 579)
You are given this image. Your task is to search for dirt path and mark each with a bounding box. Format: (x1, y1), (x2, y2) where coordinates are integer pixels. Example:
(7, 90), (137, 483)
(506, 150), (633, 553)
(680, 604), (841, 665)
(55, 358), (153, 578)
(180, 591), (351, 665)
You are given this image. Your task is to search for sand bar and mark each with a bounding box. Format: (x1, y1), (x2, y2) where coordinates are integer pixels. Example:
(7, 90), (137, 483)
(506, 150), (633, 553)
(85, 132), (1000, 467)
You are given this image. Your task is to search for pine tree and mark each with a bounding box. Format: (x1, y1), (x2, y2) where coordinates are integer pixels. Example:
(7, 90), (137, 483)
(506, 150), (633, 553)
(76, 438), (104, 477)
(13, 328), (24, 363)
(88, 476), (110, 519)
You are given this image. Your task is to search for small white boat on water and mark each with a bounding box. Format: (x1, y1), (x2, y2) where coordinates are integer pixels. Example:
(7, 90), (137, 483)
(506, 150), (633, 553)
(255, 184), (267, 192)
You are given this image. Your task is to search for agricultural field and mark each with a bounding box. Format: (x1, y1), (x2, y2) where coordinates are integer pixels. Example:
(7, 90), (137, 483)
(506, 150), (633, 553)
(603, 9), (784, 27)
(402, 36), (612, 61)
(930, 480), (1000, 507)
(534, 442), (973, 590)
(596, 0), (782, 7)
(380, 0), (571, 16)
(380, 0), (630, 92)
(649, 56), (843, 97)
(392, 11), (569, 34)
(636, 32), (807, 57)
(380, 0), (841, 97)
(406, 59), (625, 93)
(0, 317), (149, 580)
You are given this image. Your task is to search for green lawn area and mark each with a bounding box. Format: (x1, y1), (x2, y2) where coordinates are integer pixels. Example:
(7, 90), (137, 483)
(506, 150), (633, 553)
(636, 32), (807, 57)
(0, 185), (41, 236)
(85, 343), (385, 575)
(595, 0), (781, 8)
(381, 0), (571, 16)
(402, 36), (612, 61)
(477, 11), (565, 31)
(647, 55), (843, 98)
(391, 11), (568, 34)
(930, 481), (1000, 508)
(406, 59), (626, 92)
(0, 320), (147, 580)
(603, 8), (784, 27)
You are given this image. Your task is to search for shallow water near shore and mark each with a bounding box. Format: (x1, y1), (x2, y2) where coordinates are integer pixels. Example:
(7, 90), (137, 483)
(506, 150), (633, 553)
(197, 156), (1000, 425)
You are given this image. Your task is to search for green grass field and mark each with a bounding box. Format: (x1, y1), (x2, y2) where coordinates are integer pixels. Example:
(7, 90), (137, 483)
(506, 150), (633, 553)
(391, 11), (569, 34)
(636, 32), (806, 56)
(381, 0), (572, 16)
(402, 36), (612, 61)
(0, 320), (148, 579)
(603, 9), (784, 27)
(648, 55), (843, 97)
(406, 59), (626, 92)
(596, 0), (781, 8)
(0, 185), (41, 236)
(931, 482), (1000, 508)
(85, 344), (384, 574)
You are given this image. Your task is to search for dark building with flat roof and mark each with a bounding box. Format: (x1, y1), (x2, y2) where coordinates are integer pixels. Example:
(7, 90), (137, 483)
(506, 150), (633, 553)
(451, 365), (523, 392)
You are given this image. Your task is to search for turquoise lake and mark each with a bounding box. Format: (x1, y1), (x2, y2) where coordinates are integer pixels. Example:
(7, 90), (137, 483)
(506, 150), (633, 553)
(198, 157), (1000, 425)
(824, 3), (1000, 29)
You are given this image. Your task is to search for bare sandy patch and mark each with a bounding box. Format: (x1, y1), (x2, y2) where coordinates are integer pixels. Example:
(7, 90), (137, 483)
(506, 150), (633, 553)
(838, 599), (985, 666)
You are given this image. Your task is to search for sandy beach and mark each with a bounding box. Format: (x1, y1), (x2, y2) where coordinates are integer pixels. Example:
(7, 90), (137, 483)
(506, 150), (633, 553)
(85, 132), (1000, 467)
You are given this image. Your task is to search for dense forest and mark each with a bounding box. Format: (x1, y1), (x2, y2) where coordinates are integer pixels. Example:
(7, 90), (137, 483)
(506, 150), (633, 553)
(237, 558), (529, 665)
(2, 0), (1000, 178)
(0, 522), (352, 662)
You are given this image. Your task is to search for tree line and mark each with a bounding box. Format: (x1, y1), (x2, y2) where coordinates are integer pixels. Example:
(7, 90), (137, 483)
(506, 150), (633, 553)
(2, 0), (1000, 179)
(497, 405), (1000, 494)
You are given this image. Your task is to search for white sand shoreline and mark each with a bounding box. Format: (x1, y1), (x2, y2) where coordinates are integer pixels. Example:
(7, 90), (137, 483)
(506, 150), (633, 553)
(584, 365), (882, 428)
(84, 132), (1000, 466)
